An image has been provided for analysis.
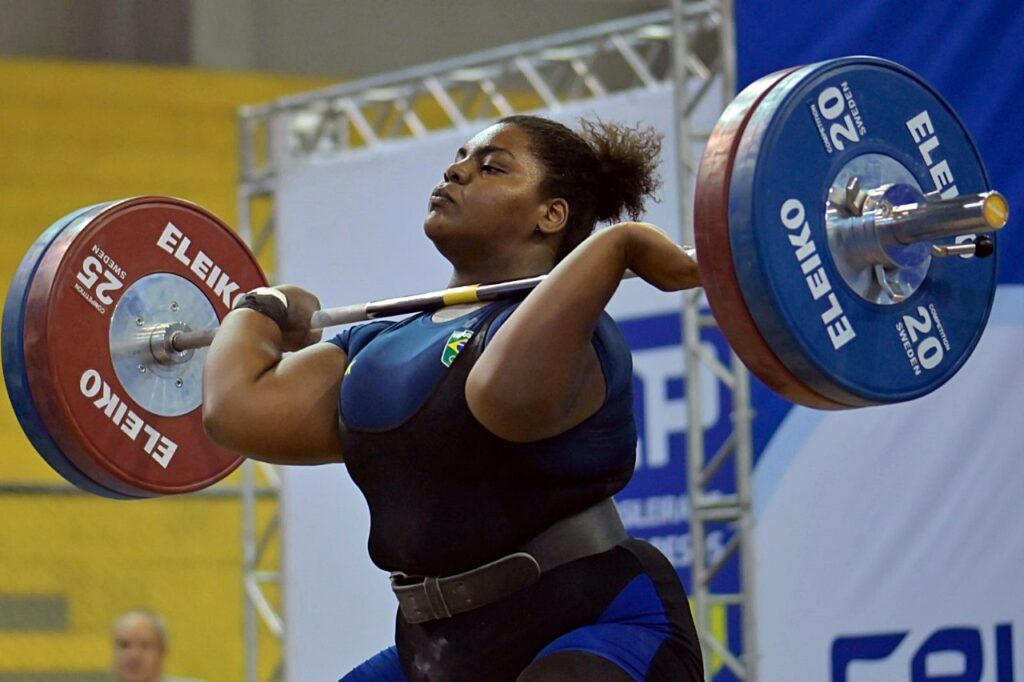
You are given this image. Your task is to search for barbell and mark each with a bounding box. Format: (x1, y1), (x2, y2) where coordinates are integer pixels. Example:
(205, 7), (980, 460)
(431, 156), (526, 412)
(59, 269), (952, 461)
(1, 56), (1010, 498)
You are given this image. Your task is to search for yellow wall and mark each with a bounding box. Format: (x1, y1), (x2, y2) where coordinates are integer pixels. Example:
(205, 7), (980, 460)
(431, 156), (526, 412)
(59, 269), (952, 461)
(0, 57), (331, 482)
(0, 58), (329, 681)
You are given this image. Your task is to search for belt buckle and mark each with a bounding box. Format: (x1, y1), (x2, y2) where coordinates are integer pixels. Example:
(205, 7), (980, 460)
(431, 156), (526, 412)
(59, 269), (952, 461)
(390, 572), (452, 624)
(389, 553), (541, 624)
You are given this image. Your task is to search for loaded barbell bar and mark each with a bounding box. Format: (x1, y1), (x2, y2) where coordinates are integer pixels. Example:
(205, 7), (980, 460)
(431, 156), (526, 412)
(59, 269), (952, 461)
(157, 189), (1005, 358)
(2, 55), (1014, 497)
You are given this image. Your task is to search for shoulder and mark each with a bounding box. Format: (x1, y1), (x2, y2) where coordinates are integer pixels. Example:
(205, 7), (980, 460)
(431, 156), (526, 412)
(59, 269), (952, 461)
(486, 304), (632, 398)
(483, 301), (523, 344)
(326, 319), (400, 356)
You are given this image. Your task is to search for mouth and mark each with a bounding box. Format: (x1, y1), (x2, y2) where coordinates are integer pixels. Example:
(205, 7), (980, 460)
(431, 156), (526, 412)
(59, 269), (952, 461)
(430, 187), (456, 206)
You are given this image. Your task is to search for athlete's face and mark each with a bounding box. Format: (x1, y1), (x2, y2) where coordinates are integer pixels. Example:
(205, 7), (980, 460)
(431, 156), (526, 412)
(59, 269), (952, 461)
(424, 123), (551, 258)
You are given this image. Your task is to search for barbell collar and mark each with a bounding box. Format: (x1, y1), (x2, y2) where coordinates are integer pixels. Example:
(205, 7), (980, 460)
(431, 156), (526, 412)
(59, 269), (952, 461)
(931, 235), (996, 259)
(168, 327), (216, 354)
(149, 322), (196, 365)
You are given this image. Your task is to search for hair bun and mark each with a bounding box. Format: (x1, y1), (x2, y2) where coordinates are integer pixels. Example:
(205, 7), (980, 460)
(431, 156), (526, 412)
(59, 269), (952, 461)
(496, 114), (664, 260)
(580, 119), (663, 224)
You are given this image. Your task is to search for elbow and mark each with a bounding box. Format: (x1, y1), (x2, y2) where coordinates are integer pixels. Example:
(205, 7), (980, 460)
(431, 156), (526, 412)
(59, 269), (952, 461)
(202, 382), (252, 450)
(201, 364), (248, 449)
(465, 369), (552, 442)
(202, 399), (230, 447)
(202, 400), (260, 457)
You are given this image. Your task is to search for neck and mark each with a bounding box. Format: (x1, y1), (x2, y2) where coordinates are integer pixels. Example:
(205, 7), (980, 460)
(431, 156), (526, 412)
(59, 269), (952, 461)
(448, 266), (545, 287)
(444, 246), (555, 287)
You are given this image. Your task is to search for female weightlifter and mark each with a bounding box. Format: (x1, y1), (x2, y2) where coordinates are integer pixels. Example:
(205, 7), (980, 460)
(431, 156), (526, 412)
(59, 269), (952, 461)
(202, 114), (704, 681)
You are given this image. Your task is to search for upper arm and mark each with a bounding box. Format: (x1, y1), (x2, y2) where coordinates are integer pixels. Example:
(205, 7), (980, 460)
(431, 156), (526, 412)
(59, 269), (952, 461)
(464, 230), (636, 443)
(466, 305), (619, 443)
(463, 225), (638, 442)
(466, 221), (698, 443)
(463, 225), (655, 442)
(203, 340), (348, 464)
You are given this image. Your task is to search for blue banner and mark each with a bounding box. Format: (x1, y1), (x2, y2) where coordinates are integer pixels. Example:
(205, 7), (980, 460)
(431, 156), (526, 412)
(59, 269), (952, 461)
(735, 1), (1024, 284)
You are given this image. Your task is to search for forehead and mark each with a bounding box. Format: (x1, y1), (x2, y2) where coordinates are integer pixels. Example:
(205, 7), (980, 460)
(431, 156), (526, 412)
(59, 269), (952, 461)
(460, 123), (533, 155)
(115, 615), (160, 641)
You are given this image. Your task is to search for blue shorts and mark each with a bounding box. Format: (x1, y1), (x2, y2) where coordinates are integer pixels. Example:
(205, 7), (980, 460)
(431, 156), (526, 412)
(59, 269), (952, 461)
(340, 539), (702, 682)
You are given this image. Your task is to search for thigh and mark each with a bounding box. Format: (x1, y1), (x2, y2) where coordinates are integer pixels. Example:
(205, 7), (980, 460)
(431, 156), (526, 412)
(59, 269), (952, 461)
(517, 649), (634, 682)
(520, 621), (665, 682)
(339, 645), (407, 682)
(519, 542), (705, 682)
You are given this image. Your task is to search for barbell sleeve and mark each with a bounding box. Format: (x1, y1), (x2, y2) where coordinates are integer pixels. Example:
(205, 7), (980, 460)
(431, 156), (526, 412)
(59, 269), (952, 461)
(879, 190), (1008, 247)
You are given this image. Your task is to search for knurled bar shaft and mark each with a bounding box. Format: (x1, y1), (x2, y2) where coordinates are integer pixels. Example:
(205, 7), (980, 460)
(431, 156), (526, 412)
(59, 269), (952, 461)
(169, 269), (651, 353)
(171, 270), (649, 353)
(170, 272), (564, 353)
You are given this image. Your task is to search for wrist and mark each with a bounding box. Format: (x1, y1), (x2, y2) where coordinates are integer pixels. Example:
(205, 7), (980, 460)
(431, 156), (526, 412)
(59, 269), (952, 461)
(233, 287), (289, 331)
(596, 221), (639, 263)
(611, 221), (658, 269)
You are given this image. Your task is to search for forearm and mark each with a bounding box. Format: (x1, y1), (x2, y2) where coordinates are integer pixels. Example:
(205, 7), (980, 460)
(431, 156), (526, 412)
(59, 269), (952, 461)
(203, 308), (285, 418)
(489, 221), (700, 368)
(468, 222), (698, 440)
(512, 222), (634, 352)
(201, 284), (345, 463)
(621, 221), (702, 291)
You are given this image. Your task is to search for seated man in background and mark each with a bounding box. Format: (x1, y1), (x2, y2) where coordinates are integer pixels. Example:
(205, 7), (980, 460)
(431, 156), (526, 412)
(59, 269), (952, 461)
(112, 610), (204, 682)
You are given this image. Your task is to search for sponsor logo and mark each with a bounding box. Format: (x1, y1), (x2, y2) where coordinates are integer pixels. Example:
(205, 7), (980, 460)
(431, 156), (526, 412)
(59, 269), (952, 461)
(907, 110), (960, 199)
(832, 623), (1016, 681)
(156, 222), (245, 309)
(780, 198), (856, 349)
(79, 369), (178, 468)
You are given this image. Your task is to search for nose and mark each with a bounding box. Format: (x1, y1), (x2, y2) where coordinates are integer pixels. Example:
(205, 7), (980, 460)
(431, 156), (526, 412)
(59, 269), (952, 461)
(444, 158), (471, 184)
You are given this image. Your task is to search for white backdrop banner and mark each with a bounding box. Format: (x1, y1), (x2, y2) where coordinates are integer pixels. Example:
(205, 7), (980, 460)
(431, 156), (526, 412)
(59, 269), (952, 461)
(754, 286), (1024, 682)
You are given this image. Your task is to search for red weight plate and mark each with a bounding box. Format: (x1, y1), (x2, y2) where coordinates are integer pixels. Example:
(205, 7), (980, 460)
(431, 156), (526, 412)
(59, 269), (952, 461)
(695, 68), (854, 410)
(23, 197), (267, 495)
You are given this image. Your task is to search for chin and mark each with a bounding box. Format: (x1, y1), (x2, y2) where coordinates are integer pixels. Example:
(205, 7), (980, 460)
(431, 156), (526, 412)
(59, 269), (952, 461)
(423, 210), (458, 241)
(424, 225), (465, 268)
(423, 217), (450, 251)
(423, 216), (442, 242)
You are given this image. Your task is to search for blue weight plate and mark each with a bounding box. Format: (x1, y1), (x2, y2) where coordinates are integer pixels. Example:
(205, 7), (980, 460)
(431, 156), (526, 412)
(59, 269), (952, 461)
(728, 57), (996, 404)
(2, 202), (140, 498)
(695, 65), (852, 409)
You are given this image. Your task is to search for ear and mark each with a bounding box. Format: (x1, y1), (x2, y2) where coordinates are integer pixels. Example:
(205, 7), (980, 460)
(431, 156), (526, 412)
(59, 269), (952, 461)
(535, 198), (569, 236)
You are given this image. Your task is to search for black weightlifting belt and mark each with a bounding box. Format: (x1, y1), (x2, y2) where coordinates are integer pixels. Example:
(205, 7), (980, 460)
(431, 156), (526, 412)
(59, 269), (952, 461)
(390, 498), (627, 624)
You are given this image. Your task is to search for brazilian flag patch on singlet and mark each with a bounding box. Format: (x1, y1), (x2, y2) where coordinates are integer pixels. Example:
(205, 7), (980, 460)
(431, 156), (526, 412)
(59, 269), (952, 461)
(441, 329), (474, 367)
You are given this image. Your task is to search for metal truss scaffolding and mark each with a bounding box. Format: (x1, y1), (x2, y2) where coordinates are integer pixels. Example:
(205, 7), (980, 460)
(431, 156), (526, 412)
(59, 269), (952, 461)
(237, 3), (754, 680)
(241, 461), (284, 682)
(670, 2), (758, 679)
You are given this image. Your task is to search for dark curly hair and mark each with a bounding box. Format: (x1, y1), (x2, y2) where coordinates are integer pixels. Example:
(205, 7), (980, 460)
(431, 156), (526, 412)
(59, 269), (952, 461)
(498, 114), (663, 261)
